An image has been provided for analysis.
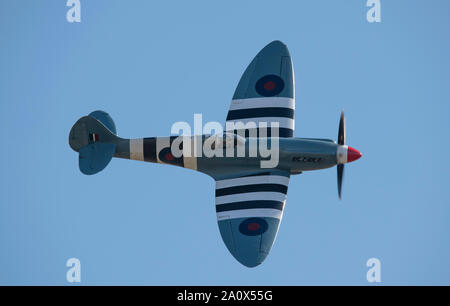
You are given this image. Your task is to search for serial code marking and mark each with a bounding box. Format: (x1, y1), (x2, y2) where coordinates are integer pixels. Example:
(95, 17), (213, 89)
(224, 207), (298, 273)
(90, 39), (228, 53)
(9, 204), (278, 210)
(292, 156), (322, 163)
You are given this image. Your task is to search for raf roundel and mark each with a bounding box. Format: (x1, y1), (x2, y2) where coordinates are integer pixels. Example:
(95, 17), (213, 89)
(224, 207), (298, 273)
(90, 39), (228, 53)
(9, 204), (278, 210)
(158, 147), (183, 165)
(239, 217), (269, 236)
(255, 75), (285, 97)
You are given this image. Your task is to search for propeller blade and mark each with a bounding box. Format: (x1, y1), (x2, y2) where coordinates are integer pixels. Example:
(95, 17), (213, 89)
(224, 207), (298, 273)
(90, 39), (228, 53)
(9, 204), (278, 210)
(337, 110), (346, 199)
(337, 164), (344, 199)
(338, 109), (346, 145)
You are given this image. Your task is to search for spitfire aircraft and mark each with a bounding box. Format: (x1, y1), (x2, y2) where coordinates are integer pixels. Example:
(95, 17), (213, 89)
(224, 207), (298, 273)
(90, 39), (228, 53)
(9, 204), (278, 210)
(69, 41), (362, 267)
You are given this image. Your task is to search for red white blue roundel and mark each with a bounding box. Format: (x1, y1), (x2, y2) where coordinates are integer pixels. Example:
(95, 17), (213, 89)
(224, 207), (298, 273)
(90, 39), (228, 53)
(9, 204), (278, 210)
(255, 75), (285, 97)
(239, 218), (268, 236)
(158, 147), (183, 165)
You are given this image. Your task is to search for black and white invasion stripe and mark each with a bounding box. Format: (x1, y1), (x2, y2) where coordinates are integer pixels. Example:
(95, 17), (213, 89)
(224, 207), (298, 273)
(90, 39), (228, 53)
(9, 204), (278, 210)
(225, 97), (295, 138)
(215, 172), (290, 220)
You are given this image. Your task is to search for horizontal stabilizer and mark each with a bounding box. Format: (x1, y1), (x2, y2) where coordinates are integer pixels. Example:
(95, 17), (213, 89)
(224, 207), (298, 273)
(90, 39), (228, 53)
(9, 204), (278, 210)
(69, 111), (119, 175)
(79, 143), (116, 175)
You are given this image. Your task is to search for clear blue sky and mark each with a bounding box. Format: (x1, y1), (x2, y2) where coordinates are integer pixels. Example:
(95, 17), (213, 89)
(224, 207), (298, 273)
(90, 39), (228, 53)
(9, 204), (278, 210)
(1, 0), (449, 285)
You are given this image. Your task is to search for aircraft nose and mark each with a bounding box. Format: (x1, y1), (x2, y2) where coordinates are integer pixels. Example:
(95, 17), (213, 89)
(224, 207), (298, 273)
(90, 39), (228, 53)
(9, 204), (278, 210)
(217, 217), (281, 268)
(347, 146), (362, 163)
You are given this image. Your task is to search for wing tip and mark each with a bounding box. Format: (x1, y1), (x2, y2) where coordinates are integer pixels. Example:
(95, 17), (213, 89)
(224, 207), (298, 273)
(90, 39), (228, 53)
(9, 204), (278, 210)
(259, 40), (290, 57)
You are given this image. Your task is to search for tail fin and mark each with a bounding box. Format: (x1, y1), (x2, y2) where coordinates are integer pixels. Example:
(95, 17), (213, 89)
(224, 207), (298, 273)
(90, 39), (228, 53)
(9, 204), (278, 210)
(69, 111), (119, 175)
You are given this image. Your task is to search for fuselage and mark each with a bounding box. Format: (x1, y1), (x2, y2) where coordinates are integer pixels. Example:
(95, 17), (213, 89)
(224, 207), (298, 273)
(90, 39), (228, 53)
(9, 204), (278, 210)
(114, 135), (341, 180)
(195, 137), (338, 179)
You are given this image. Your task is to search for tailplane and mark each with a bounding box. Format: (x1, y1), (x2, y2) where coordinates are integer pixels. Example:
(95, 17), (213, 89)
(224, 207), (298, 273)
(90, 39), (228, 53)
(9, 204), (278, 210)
(69, 111), (119, 175)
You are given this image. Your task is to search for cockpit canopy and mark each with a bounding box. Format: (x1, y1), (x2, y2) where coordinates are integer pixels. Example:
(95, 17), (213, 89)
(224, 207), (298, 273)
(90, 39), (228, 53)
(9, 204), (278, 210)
(208, 132), (246, 149)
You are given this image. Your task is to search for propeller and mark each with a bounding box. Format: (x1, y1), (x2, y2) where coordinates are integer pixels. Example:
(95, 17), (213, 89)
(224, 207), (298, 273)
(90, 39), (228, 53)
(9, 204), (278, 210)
(337, 110), (346, 199)
(336, 109), (362, 199)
